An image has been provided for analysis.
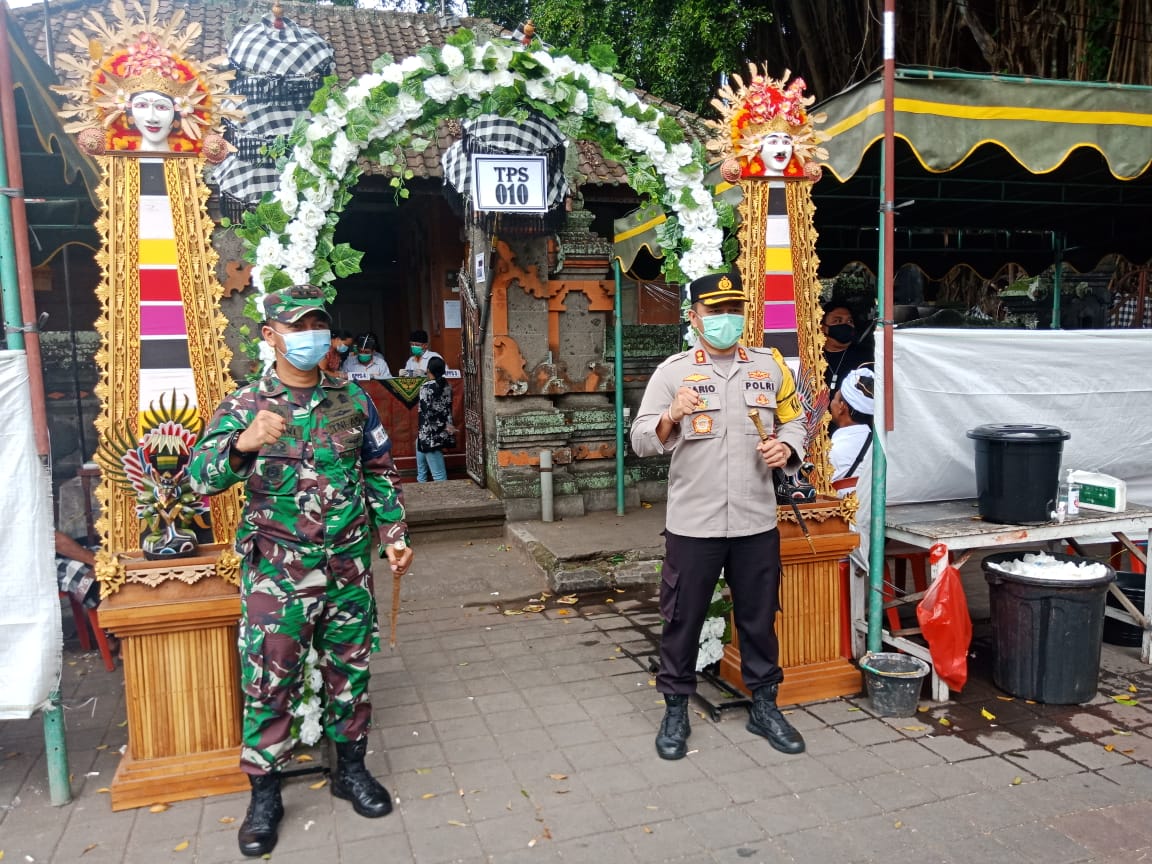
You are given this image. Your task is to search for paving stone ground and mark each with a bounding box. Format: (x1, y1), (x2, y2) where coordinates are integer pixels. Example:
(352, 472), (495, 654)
(3, 531), (1152, 864)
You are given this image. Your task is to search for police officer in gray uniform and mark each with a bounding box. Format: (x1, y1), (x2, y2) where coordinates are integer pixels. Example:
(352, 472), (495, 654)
(630, 270), (808, 760)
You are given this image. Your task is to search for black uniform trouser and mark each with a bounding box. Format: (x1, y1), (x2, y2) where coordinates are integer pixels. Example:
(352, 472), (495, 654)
(657, 529), (783, 695)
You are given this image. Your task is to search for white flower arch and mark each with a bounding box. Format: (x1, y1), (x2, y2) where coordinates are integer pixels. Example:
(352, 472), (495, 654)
(235, 31), (729, 342)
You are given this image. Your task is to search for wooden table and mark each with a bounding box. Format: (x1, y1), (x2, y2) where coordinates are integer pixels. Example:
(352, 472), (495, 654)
(851, 499), (1152, 700)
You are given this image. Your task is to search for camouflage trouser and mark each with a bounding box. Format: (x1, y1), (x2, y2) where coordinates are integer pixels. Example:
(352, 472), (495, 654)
(238, 536), (378, 774)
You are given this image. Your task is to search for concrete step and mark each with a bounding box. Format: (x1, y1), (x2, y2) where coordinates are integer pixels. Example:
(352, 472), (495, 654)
(402, 479), (506, 541)
(505, 504), (667, 593)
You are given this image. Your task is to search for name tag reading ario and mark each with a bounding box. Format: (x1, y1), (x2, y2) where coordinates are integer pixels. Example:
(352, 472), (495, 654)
(470, 155), (548, 213)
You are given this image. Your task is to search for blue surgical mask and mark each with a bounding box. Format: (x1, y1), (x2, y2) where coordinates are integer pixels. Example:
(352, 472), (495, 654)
(279, 328), (331, 371)
(336, 344), (349, 355)
(697, 314), (744, 350)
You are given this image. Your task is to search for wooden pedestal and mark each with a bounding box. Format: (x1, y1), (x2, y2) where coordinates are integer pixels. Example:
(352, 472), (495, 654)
(98, 570), (247, 811)
(719, 501), (863, 705)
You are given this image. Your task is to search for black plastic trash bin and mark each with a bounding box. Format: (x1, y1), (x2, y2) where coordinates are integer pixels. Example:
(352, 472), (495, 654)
(966, 424), (1070, 524)
(1102, 571), (1146, 647)
(982, 552), (1115, 704)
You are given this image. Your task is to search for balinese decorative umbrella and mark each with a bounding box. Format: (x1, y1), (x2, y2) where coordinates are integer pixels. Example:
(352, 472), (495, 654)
(213, 7), (334, 221)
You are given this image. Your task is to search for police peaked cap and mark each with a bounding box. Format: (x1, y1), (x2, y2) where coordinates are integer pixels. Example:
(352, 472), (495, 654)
(689, 271), (748, 306)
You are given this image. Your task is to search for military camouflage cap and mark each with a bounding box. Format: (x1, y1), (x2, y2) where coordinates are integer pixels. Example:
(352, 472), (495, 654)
(689, 271), (747, 305)
(262, 285), (331, 324)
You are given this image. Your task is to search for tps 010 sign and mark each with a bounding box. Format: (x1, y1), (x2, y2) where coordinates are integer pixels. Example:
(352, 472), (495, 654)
(470, 155), (549, 213)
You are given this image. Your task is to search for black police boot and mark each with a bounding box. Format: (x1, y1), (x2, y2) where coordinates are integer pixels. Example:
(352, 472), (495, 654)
(747, 684), (806, 754)
(237, 773), (283, 858)
(331, 739), (393, 818)
(655, 694), (692, 760)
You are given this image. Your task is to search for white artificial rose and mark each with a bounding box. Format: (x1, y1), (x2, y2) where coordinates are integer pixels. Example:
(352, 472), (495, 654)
(303, 181), (336, 211)
(274, 185), (298, 216)
(551, 55), (578, 78)
(400, 54), (431, 74)
(380, 63), (405, 84)
(669, 142), (694, 167)
(531, 50), (555, 74)
(305, 116), (338, 141)
(594, 101), (622, 124)
(296, 202), (328, 230)
(255, 236), (283, 268)
(464, 71), (493, 100)
(395, 92), (423, 120)
(440, 44), (465, 71)
(571, 89), (588, 115)
(525, 78), (553, 101)
(423, 75), (456, 103)
(490, 68), (515, 89)
(330, 135), (359, 172)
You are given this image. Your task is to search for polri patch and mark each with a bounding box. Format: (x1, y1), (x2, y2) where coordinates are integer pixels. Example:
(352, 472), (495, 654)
(693, 349), (707, 365)
(756, 394), (771, 406)
(682, 373), (710, 382)
(691, 414), (713, 434)
(747, 370), (771, 380)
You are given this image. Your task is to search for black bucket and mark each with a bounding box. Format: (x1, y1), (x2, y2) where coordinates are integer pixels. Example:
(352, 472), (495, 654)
(860, 652), (930, 717)
(982, 552), (1115, 703)
(1103, 571), (1146, 647)
(966, 424), (1070, 524)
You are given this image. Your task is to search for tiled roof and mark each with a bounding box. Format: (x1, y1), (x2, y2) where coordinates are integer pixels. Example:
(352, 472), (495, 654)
(14, 0), (705, 186)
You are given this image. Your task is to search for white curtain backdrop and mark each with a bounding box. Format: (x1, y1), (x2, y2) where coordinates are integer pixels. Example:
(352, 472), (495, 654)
(0, 351), (61, 719)
(886, 329), (1152, 507)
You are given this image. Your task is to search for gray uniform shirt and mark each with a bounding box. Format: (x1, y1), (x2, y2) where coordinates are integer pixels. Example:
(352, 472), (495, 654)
(630, 345), (807, 538)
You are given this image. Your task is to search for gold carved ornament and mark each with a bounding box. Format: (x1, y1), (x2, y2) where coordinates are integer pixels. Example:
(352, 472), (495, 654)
(57, 1), (244, 592)
(712, 67), (834, 496)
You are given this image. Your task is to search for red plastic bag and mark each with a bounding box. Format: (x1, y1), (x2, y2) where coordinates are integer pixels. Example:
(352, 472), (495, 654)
(915, 543), (972, 692)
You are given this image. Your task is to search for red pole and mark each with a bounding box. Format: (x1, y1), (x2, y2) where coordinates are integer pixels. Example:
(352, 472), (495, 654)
(881, 0), (896, 431)
(0, 8), (49, 457)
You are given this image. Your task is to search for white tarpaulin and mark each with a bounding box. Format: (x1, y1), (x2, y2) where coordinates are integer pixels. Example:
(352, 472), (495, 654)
(0, 351), (61, 719)
(887, 330), (1152, 506)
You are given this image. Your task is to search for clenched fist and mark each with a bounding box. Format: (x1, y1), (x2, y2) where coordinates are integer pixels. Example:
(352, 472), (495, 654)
(234, 410), (288, 453)
(668, 386), (701, 423)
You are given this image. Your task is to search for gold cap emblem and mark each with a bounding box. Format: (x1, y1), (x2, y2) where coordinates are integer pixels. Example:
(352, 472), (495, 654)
(718, 275), (732, 292)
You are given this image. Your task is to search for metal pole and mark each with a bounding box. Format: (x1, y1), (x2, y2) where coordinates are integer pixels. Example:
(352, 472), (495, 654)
(539, 449), (554, 522)
(613, 260), (625, 515)
(0, 9), (70, 804)
(1050, 234), (1065, 329)
(868, 0), (897, 655)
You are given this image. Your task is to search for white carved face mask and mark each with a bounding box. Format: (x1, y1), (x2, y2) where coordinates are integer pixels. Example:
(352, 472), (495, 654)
(760, 132), (794, 176)
(131, 91), (176, 151)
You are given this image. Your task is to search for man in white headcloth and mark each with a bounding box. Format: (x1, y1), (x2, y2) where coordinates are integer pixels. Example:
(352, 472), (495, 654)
(829, 366), (874, 498)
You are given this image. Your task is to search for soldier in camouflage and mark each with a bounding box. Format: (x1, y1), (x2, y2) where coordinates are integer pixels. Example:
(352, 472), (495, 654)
(189, 285), (413, 858)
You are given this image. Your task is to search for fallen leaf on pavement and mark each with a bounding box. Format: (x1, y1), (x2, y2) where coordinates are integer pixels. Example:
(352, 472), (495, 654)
(1112, 729), (1132, 736)
(523, 604), (545, 613)
(528, 839), (537, 848)
(893, 820), (902, 829)
(309, 779), (327, 790)
(901, 726), (926, 732)
(981, 708), (996, 720)
(996, 696), (1014, 701)
(173, 841), (189, 852)
(415, 768), (432, 774)
(642, 826), (653, 834)
(295, 754), (314, 762)
(554, 609), (573, 616)
(548, 774), (568, 781)
(1129, 684), (1138, 693)
(641, 502), (653, 509)
(1011, 776), (1022, 786)
(938, 717), (952, 727)
(80, 845), (97, 856)
(648, 679), (656, 687)
(502, 609), (525, 616)
(97, 787), (110, 794)
(1104, 744), (1115, 752)
(219, 817), (235, 824)
(605, 599), (615, 604)
(95, 745), (108, 751)
(421, 793), (437, 799)
(1112, 696), (1139, 706)
(556, 595), (579, 605)
(447, 820), (467, 828)
(149, 804), (170, 813)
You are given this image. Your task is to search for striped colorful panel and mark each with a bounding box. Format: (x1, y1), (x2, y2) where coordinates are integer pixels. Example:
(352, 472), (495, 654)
(138, 159), (195, 412)
(762, 181), (798, 359)
(763, 302), (798, 331)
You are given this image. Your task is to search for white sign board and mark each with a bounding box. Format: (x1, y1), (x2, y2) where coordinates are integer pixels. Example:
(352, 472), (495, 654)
(470, 154), (549, 213)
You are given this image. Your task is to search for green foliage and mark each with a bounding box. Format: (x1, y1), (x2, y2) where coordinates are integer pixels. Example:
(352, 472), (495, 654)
(465, 0), (773, 115)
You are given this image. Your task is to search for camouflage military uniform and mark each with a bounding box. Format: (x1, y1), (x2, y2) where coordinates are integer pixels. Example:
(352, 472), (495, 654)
(189, 371), (407, 774)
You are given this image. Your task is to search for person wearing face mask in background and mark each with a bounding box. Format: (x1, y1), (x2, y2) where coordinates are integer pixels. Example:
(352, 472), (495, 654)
(631, 270), (809, 762)
(820, 302), (871, 394)
(344, 333), (393, 381)
(321, 329), (354, 376)
(401, 329), (443, 376)
(189, 286), (412, 858)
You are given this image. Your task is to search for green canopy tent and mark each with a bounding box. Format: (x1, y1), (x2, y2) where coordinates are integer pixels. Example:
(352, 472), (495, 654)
(813, 69), (1152, 280)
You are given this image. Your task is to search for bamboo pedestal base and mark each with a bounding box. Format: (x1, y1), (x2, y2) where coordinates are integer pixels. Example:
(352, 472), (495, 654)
(99, 569), (246, 811)
(719, 501), (863, 705)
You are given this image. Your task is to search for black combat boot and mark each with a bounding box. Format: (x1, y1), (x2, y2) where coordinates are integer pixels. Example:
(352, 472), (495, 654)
(331, 739), (393, 818)
(654, 694), (691, 760)
(747, 684), (806, 754)
(237, 773), (283, 857)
